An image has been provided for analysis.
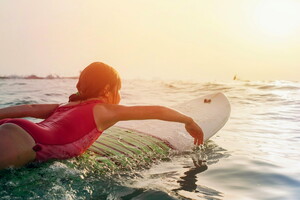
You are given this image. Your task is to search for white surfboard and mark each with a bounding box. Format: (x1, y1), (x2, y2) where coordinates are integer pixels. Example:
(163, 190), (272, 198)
(116, 92), (231, 151)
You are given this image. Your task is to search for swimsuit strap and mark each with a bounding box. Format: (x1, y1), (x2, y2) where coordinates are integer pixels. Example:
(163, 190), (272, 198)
(79, 99), (103, 106)
(56, 99), (103, 111)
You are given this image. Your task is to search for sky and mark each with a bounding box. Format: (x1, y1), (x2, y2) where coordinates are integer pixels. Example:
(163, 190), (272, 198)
(0, 0), (300, 81)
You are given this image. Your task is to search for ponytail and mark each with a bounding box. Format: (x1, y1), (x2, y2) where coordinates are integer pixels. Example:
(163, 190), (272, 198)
(68, 92), (87, 102)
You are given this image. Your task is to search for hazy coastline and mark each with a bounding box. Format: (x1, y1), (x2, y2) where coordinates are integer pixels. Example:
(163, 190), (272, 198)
(0, 74), (78, 80)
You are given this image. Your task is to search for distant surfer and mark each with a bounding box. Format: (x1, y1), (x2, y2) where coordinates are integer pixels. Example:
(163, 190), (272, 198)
(204, 99), (211, 103)
(0, 62), (204, 169)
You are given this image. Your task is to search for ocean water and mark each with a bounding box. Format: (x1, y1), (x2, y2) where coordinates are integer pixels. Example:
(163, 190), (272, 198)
(0, 78), (299, 200)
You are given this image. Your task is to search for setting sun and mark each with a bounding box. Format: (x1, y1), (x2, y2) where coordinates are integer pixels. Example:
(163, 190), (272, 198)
(254, 0), (300, 37)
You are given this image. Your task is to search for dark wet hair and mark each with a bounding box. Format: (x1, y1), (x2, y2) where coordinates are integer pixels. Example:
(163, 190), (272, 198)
(68, 62), (121, 102)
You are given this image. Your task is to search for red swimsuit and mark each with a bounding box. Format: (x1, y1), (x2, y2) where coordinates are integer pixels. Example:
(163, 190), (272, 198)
(0, 100), (103, 161)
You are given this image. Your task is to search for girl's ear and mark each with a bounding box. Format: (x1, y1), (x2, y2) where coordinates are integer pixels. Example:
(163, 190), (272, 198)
(103, 84), (111, 96)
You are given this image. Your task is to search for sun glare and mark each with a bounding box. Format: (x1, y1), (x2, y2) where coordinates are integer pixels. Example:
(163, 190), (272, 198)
(254, 0), (300, 37)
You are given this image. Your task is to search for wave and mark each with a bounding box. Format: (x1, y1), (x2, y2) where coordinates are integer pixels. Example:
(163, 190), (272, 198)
(14, 99), (38, 105)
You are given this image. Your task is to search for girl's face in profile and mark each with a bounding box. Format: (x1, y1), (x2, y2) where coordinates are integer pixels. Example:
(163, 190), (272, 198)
(106, 85), (121, 105)
(113, 88), (121, 104)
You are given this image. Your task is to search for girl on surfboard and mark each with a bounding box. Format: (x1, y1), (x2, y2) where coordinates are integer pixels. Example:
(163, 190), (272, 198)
(0, 62), (203, 169)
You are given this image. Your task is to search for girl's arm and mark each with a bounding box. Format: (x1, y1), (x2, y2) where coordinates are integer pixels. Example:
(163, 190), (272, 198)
(94, 104), (204, 145)
(0, 104), (59, 120)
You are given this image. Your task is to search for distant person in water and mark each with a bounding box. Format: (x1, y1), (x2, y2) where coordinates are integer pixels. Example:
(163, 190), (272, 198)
(0, 62), (203, 169)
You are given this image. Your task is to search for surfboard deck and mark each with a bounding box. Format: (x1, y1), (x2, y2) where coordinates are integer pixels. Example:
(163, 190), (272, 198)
(87, 126), (172, 172)
(87, 92), (230, 172)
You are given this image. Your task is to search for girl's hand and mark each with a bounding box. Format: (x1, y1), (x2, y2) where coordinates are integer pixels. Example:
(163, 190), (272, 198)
(185, 120), (204, 145)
